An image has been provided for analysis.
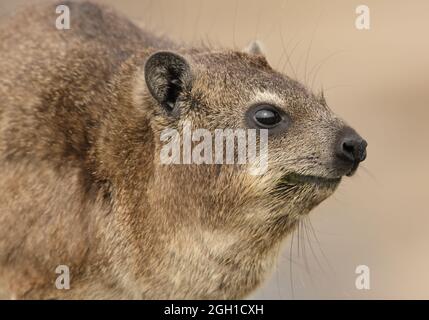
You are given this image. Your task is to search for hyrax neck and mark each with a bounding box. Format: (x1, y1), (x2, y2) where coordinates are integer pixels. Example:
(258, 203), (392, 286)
(139, 225), (284, 299)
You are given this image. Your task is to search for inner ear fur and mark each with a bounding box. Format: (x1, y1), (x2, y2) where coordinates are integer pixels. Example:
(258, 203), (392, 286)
(144, 51), (192, 114)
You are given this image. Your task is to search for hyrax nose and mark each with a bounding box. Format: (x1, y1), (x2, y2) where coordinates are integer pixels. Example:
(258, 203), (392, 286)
(336, 127), (367, 165)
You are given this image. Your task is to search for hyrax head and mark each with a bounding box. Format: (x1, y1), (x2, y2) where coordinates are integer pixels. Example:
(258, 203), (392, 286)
(139, 44), (367, 232)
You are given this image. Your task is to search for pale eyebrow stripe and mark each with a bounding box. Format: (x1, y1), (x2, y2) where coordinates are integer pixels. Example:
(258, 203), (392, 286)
(250, 90), (283, 106)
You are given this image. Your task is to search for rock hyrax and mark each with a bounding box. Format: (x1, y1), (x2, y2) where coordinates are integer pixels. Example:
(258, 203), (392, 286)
(0, 1), (367, 299)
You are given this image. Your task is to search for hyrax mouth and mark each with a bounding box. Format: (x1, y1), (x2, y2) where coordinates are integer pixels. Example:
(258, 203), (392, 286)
(274, 172), (342, 192)
(284, 173), (341, 185)
(270, 172), (341, 211)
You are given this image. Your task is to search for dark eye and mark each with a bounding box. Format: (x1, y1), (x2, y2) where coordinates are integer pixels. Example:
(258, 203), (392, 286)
(254, 108), (282, 127)
(245, 103), (290, 134)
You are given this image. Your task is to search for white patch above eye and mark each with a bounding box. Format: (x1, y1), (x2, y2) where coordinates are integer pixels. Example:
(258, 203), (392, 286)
(249, 90), (283, 107)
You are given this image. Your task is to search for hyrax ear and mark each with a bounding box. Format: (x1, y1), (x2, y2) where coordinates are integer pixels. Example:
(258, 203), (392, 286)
(144, 51), (192, 114)
(243, 40), (265, 56)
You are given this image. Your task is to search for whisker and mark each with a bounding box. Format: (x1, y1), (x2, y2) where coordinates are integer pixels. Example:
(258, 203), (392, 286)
(281, 38), (302, 80)
(275, 256), (282, 299)
(304, 4), (325, 87)
(359, 165), (379, 185)
(322, 84), (353, 92)
(309, 50), (345, 92)
(303, 217), (326, 275)
(301, 219), (311, 276)
(232, 0), (239, 49)
(307, 218), (335, 274)
(191, 0), (203, 44)
(289, 227), (295, 299)
(253, 0), (263, 41)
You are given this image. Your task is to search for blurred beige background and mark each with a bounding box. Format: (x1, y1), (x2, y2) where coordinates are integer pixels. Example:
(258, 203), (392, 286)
(1, 0), (429, 299)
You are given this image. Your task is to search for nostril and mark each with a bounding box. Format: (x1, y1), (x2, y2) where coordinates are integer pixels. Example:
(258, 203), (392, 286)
(341, 140), (357, 162)
(343, 141), (354, 154)
(339, 138), (367, 163)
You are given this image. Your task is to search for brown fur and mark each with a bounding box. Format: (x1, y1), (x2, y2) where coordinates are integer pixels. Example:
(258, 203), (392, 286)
(0, 1), (364, 299)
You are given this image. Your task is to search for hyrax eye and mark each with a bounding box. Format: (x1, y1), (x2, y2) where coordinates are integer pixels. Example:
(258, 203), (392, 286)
(254, 108), (281, 127)
(245, 103), (290, 134)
